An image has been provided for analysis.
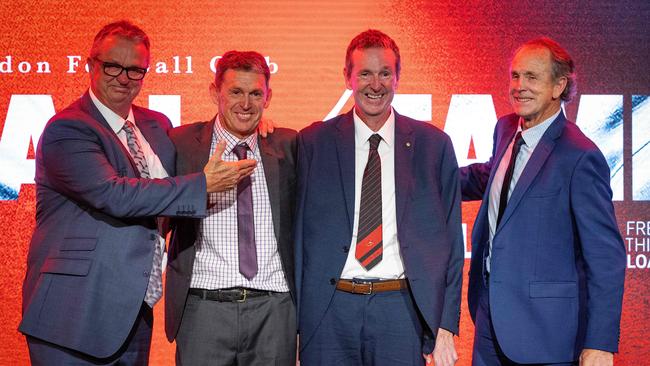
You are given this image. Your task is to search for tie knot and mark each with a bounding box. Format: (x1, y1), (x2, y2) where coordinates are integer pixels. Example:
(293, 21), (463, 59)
(122, 120), (136, 133)
(514, 132), (525, 148)
(368, 134), (381, 151)
(233, 143), (248, 160)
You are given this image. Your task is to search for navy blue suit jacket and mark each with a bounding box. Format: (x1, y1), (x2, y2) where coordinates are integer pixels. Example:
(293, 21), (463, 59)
(19, 92), (207, 358)
(295, 110), (464, 353)
(462, 113), (626, 363)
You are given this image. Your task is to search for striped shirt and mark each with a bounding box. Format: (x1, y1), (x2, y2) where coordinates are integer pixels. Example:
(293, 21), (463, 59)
(189, 117), (288, 292)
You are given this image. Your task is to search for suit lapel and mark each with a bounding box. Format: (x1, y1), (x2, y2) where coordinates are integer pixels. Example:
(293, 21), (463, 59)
(495, 113), (566, 233)
(80, 91), (141, 176)
(134, 109), (175, 175)
(394, 113), (415, 231)
(259, 135), (282, 241)
(191, 118), (216, 173)
(483, 116), (519, 203)
(335, 111), (356, 232)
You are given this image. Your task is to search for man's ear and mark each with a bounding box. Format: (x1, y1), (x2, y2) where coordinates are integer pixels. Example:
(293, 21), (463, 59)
(343, 68), (352, 90)
(209, 83), (219, 105)
(553, 76), (568, 100)
(87, 57), (94, 72)
(264, 88), (272, 109)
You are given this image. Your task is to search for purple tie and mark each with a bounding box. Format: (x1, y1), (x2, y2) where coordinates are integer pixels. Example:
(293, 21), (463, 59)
(233, 144), (257, 280)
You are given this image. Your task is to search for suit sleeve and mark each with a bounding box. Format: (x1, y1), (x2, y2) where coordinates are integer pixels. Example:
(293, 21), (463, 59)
(460, 124), (498, 201)
(438, 135), (465, 335)
(40, 118), (207, 218)
(570, 148), (626, 352)
(293, 131), (310, 331)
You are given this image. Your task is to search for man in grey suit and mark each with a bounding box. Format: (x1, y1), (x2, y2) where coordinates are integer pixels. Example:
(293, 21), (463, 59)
(165, 50), (297, 366)
(19, 21), (255, 365)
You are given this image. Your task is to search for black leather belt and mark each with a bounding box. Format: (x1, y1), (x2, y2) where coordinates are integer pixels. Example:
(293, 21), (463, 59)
(336, 279), (408, 294)
(189, 288), (274, 302)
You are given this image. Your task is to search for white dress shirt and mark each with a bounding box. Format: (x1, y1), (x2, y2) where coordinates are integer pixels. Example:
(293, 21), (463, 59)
(486, 109), (561, 272)
(89, 89), (169, 180)
(340, 108), (405, 280)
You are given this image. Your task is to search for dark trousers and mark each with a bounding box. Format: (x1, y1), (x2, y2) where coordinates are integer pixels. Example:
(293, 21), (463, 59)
(300, 288), (426, 366)
(175, 291), (296, 366)
(27, 302), (153, 365)
(472, 284), (577, 366)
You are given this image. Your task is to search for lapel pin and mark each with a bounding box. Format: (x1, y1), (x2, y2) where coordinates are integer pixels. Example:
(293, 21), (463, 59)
(405, 142), (411, 148)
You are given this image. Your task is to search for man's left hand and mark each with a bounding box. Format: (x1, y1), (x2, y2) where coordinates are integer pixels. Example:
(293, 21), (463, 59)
(258, 117), (275, 137)
(423, 328), (458, 366)
(580, 349), (613, 366)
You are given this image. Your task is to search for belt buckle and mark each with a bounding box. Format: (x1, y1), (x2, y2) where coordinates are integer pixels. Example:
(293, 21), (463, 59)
(236, 288), (247, 303)
(353, 280), (373, 295)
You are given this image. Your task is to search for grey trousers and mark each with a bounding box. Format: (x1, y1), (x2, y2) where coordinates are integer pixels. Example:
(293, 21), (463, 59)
(175, 291), (296, 366)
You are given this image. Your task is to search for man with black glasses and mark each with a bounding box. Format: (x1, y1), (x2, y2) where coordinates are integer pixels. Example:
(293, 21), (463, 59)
(19, 20), (255, 365)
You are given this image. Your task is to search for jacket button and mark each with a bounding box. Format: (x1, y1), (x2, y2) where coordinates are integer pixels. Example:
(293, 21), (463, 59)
(342, 246), (349, 253)
(150, 234), (156, 240)
(329, 278), (336, 285)
(143, 271), (150, 277)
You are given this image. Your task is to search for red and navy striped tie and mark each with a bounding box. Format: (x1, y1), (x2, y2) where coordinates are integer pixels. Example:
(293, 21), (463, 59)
(355, 134), (383, 270)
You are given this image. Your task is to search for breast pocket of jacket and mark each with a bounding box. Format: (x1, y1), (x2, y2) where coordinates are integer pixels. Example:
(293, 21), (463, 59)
(526, 187), (562, 199)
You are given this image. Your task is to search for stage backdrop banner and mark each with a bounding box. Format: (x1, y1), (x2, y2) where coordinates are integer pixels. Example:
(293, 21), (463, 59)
(1, 1), (649, 364)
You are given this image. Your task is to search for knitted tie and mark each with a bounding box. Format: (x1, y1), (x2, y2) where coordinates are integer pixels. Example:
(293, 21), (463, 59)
(122, 120), (163, 307)
(355, 134), (383, 270)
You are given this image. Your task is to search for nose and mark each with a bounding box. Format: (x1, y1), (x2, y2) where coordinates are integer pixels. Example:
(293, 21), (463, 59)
(241, 95), (251, 109)
(511, 77), (525, 91)
(115, 69), (130, 84)
(370, 75), (381, 90)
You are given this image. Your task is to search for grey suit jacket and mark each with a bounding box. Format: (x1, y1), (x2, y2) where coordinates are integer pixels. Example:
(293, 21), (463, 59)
(165, 117), (297, 341)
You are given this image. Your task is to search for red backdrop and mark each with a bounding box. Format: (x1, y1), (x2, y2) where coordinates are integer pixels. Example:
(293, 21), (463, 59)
(1, 1), (649, 364)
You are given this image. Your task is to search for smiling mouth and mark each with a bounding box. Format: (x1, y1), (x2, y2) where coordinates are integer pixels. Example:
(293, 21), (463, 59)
(235, 112), (253, 119)
(111, 86), (130, 93)
(366, 93), (384, 100)
(514, 96), (533, 102)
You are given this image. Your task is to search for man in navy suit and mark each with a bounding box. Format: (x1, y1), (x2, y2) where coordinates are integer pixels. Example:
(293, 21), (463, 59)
(19, 21), (255, 365)
(462, 38), (626, 366)
(295, 29), (464, 366)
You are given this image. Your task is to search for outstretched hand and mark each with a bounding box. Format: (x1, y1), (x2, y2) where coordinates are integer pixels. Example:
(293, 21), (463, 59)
(203, 141), (257, 193)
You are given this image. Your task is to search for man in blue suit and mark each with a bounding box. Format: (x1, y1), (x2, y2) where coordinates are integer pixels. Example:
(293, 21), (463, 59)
(295, 29), (464, 366)
(461, 38), (626, 366)
(19, 21), (255, 365)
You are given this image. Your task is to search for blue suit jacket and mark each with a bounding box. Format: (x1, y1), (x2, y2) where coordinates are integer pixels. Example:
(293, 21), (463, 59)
(295, 110), (464, 353)
(462, 113), (626, 363)
(19, 92), (207, 358)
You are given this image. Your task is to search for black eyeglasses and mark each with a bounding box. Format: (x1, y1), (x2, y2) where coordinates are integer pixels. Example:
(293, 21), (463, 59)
(93, 57), (147, 80)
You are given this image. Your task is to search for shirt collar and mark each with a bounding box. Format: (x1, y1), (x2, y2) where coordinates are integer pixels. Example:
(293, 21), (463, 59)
(353, 107), (395, 148)
(213, 115), (259, 155)
(519, 108), (562, 149)
(89, 88), (135, 133)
